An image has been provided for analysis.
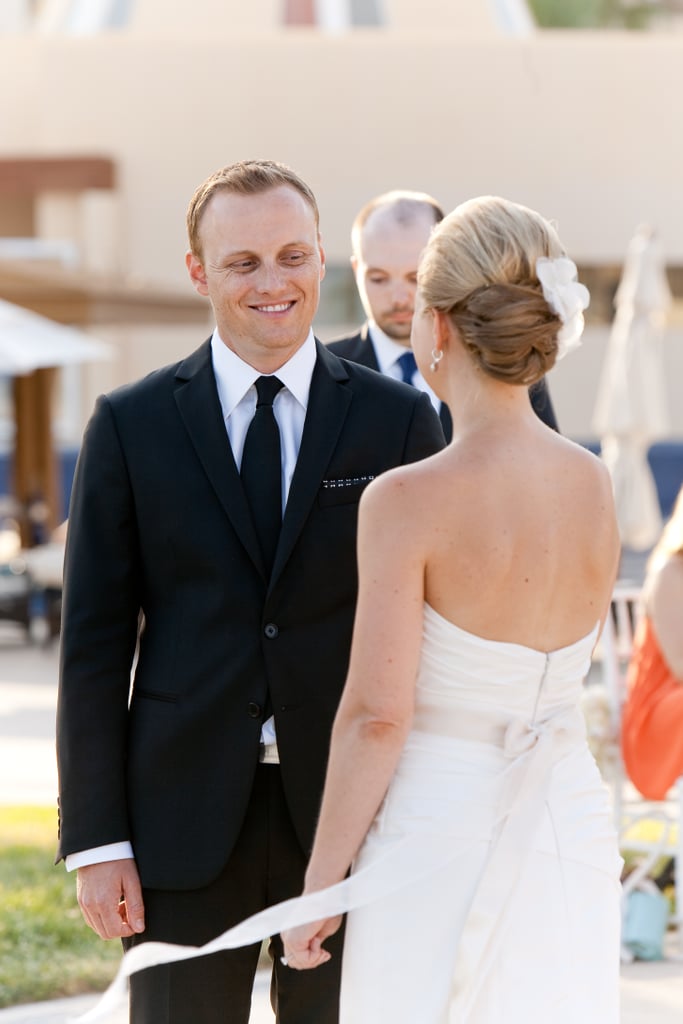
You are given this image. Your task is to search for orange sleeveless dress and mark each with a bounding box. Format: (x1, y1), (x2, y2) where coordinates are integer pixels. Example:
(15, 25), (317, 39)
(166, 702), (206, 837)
(622, 616), (683, 800)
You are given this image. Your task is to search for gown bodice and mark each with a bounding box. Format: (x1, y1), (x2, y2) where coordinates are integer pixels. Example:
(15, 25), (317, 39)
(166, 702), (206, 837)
(416, 601), (599, 724)
(339, 604), (621, 1023)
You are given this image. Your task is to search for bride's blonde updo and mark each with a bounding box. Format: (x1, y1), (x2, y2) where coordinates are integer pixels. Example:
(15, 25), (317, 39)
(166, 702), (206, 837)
(418, 196), (567, 386)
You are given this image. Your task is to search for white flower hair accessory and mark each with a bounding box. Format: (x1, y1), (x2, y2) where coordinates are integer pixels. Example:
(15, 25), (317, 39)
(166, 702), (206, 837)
(535, 256), (590, 359)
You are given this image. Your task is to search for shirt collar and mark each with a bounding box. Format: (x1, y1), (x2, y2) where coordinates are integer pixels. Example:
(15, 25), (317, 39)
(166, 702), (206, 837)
(367, 320), (414, 374)
(210, 329), (317, 417)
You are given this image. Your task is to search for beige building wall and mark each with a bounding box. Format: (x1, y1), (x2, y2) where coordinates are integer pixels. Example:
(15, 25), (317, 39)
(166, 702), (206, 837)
(1, 17), (682, 439)
(127, 0), (505, 33)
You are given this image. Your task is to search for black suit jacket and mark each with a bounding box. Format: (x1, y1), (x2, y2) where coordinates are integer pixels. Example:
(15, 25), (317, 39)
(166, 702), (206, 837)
(326, 323), (559, 438)
(56, 339), (445, 890)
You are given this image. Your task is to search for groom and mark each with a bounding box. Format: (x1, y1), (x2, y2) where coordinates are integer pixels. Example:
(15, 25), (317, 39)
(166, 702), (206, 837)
(55, 160), (445, 1024)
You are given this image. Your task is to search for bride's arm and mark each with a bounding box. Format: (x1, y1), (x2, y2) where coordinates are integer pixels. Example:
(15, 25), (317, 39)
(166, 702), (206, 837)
(282, 466), (426, 967)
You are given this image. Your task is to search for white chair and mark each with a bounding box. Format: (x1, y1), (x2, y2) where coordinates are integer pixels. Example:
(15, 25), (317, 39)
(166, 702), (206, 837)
(598, 583), (683, 957)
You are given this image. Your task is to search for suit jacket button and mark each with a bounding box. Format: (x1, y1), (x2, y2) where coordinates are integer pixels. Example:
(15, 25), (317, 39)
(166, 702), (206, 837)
(247, 702), (261, 718)
(264, 623), (279, 639)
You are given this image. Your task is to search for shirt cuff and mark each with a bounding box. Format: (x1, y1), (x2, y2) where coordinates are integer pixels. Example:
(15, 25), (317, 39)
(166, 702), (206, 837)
(65, 841), (135, 872)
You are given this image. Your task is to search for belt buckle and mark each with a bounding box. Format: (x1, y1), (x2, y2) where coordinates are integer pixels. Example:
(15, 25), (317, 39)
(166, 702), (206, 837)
(259, 740), (280, 764)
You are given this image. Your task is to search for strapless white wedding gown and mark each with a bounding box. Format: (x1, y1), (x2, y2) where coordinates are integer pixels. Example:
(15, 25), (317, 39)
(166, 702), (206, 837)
(339, 603), (622, 1023)
(80, 603), (622, 1024)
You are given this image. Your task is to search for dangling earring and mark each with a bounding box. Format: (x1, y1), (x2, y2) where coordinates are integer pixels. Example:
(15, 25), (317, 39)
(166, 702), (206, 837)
(430, 348), (443, 373)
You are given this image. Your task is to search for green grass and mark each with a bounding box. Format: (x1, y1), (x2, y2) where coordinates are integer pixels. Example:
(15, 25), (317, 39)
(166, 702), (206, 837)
(0, 806), (121, 1008)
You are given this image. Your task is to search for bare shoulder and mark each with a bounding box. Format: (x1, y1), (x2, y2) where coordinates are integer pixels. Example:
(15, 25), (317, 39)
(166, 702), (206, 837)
(648, 554), (683, 676)
(554, 434), (611, 480)
(554, 436), (618, 534)
(361, 457), (427, 517)
(359, 452), (443, 547)
(651, 554), (683, 606)
(543, 435), (616, 508)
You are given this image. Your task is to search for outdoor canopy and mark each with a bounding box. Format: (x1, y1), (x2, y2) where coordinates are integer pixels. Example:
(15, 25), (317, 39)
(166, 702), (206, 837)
(0, 297), (112, 374)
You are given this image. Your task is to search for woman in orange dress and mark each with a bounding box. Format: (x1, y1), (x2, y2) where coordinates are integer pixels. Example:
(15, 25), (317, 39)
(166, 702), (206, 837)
(622, 484), (683, 800)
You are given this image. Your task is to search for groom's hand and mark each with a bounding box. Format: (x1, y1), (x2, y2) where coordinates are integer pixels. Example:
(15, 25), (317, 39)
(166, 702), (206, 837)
(76, 859), (145, 940)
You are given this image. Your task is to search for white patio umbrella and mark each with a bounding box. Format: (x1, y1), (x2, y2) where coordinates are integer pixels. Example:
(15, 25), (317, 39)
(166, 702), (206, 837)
(593, 225), (670, 551)
(0, 297), (113, 545)
(0, 297), (112, 373)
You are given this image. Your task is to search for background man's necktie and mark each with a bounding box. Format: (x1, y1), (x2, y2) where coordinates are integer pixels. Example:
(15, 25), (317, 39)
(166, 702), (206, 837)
(396, 350), (417, 385)
(241, 375), (285, 574)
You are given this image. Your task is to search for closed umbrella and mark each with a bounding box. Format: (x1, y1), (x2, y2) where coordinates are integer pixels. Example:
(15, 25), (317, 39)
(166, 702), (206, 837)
(593, 225), (670, 552)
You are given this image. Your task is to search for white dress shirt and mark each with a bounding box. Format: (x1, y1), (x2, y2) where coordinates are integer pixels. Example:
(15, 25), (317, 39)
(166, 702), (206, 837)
(368, 320), (441, 413)
(66, 331), (317, 871)
(211, 328), (315, 506)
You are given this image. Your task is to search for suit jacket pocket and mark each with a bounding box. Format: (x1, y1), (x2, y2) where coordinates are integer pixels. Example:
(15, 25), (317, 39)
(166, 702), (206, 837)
(133, 687), (178, 704)
(317, 474), (375, 507)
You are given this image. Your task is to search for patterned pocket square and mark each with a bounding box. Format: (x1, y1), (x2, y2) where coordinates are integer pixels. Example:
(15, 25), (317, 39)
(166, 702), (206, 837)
(318, 475), (376, 507)
(321, 475), (375, 490)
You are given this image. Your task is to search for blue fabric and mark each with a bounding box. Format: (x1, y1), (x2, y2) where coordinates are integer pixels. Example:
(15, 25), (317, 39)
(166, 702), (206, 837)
(396, 351), (417, 385)
(623, 888), (669, 961)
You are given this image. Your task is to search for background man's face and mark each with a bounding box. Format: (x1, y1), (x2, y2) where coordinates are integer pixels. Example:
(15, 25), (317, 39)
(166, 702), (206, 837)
(353, 208), (435, 346)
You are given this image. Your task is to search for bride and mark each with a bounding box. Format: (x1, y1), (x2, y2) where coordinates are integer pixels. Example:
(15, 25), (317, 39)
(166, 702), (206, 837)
(281, 196), (623, 1021)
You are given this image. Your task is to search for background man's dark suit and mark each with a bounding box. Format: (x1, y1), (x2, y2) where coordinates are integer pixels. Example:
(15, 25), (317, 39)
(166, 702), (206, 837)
(56, 337), (444, 1018)
(327, 323), (559, 439)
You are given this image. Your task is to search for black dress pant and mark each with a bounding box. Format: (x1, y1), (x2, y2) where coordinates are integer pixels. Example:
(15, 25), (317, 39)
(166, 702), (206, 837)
(123, 765), (344, 1024)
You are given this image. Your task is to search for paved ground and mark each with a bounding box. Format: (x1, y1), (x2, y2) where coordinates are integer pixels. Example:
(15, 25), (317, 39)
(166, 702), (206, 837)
(0, 977), (274, 1023)
(1, 623), (682, 1023)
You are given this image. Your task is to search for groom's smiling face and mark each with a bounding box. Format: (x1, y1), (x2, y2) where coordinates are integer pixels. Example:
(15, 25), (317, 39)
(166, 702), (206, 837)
(186, 184), (326, 370)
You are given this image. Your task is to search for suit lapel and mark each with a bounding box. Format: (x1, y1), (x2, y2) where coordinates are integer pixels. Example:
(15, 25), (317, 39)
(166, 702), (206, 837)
(354, 323), (381, 370)
(439, 401), (453, 443)
(362, 323), (451, 440)
(173, 340), (266, 577)
(270, 341), (352, 585)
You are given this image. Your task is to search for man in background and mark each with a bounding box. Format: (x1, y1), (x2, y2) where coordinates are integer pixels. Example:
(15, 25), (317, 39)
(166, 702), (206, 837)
(327, 190), (559, 438)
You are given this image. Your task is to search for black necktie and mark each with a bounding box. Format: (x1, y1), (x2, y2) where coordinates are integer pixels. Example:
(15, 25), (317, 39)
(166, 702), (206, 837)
(396, 350), (417, 384)
(241, 375), (285, 574)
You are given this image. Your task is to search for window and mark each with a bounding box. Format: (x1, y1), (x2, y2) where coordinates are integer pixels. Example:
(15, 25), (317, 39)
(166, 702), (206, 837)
(36, 0), (132, 33)
(284, 0), (383, 29)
